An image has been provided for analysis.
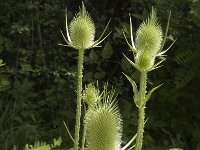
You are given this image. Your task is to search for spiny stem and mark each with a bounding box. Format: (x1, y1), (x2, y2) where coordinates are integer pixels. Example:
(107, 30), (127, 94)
(81, 123), (86, 150)
(81, 103), (87, 150)
(135, 71), (147, 150)
(74, 49), (84, 150)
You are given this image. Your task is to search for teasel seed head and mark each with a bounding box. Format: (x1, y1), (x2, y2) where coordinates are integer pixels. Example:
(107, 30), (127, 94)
(134, 8), (163, 71)
(84, 87), (122, 150)
(135, 8), (163, 55)
(60, 2), (111, 50)
(123, 8), (174, 72)
(69, 3), (95, 50)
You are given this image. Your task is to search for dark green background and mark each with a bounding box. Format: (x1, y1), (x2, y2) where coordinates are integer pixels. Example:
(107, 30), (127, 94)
(0, 0), (200, 149)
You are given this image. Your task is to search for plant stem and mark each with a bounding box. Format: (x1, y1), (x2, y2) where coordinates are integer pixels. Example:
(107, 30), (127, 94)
(81, 103), (87, 150)
(74, 49), (84, 150)
(81, 123), (86, 150)
(135, 71), (147, 150)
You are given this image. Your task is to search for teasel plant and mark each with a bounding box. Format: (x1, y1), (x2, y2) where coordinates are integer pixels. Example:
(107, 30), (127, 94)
(83, 83), (137, 150)
(122, 8), (175, 150)
(59, 2), (111, 150)
(84, 84), (122, 150)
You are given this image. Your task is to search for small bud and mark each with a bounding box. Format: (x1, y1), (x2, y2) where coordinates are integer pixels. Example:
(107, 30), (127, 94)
(83, 83), (99, 108)
(69, 3), (95, 50)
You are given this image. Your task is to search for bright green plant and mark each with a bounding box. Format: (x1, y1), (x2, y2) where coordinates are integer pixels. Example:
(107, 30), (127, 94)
(60, 3), (110, 150)
(22, 137), (62, 150)
(82, 83), (137, 150)
(8, 2), (181, 150)
(123, 8), (175, 150)
(84, 84), (122, 150)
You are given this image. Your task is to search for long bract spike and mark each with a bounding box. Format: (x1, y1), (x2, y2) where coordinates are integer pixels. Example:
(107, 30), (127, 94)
(121, 134), (137, 150)
(63, 121), (75, 143)
(127, 145), (136, 150)
(95, 19), (111, 43)
(122, 29), (136, 53)
(58, 43), (69, 47)
(92, 31), (112, 48)
(129, 14), (136, 50)
(157, 39), (176, 56)
(159, 11), (171, 53)
(60, 29), (69, 44)
(65, 8), (71, 42)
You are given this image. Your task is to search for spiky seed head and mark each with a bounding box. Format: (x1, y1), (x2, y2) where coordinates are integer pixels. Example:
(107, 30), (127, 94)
(69, 3), (95, 50)
(83, 83), (99, 108)
(84, 88), (122, 150)
(135, 8), (163, 55)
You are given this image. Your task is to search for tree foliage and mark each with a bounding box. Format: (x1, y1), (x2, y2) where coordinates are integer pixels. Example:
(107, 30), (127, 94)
(0, 0), (200, 150)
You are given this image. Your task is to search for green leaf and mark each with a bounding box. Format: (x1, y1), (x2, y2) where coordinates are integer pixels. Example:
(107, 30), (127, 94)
(123, 73), (140, 107)
(101, 42), (113, 58)
(89, 49), (98, 63)
(0, 75), (10, 92)
(145, 84), (162, 102)
(123, 73), (138, 95)
(94, 71), (106, 80)
(53, 136), (62, 147)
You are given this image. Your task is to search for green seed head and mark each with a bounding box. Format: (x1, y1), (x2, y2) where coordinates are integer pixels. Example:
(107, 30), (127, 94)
(84, 88), (122, 150)
(83, 83), (99, 108)
(69, 3), (95, 50)
(135, 8), (163, 55)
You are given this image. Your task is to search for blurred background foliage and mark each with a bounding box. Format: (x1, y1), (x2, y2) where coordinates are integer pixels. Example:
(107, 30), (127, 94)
(0, 0), (200, 149)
